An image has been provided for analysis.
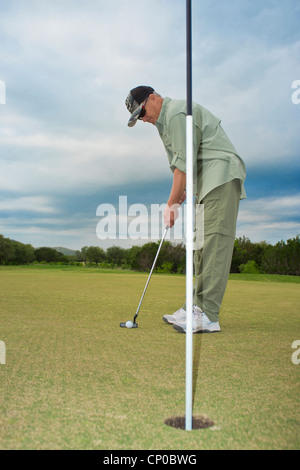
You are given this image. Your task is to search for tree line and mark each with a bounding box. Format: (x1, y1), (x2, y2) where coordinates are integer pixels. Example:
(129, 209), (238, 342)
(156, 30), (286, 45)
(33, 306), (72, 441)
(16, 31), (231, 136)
(0, 233), (299, 276)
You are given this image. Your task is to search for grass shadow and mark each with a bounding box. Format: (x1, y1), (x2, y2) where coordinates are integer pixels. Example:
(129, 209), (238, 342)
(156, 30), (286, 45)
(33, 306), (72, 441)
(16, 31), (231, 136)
(192, 332), (203, 409)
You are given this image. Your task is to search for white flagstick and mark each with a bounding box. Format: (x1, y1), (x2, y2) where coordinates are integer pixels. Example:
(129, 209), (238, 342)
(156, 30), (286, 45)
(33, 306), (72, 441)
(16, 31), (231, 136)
(185, 0), (193, 432)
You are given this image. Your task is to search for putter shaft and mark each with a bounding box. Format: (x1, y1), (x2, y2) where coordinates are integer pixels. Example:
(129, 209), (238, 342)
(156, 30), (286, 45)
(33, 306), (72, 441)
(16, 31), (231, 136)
(133, 227), (169, 323)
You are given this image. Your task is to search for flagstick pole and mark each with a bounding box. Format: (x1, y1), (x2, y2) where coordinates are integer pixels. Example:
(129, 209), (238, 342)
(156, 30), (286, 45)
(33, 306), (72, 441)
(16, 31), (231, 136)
(185, 0), (193, 432)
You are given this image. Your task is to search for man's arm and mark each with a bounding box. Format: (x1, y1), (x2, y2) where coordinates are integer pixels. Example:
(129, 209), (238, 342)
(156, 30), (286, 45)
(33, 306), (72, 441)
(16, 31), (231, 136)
(164, 168), (186, 228)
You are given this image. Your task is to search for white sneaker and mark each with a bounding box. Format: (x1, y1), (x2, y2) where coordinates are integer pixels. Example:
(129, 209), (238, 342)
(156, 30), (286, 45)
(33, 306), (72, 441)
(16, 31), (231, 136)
(163, 307), (186, 325)
(173, 305), (220, 334)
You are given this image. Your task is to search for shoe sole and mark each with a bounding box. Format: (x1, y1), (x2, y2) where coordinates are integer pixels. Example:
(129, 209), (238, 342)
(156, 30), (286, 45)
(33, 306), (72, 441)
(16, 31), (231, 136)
(163, 316), (186, 325)
(173, 324), (220, 334)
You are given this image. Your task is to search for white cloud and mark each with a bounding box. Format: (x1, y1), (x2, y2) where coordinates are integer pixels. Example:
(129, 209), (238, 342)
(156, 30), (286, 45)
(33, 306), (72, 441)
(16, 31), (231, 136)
(237, 194), (300, 243)
(0, 196), (57, 213)
(0, 224), (97, 250)
(0, 124), (170, 194)
(193, 40), (300, 166)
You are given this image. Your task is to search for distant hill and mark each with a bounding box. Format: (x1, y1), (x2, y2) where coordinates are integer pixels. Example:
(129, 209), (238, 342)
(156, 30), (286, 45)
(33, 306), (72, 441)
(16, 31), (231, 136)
(53, 247), (78, 256)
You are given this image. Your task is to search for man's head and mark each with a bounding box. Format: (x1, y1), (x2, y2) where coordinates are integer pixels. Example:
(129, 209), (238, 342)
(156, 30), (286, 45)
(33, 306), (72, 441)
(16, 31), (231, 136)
(126, 86), (163, 127)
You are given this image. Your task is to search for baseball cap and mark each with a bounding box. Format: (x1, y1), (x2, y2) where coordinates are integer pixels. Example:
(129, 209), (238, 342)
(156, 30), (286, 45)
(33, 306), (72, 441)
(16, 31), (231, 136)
(125, 86), (154, 127)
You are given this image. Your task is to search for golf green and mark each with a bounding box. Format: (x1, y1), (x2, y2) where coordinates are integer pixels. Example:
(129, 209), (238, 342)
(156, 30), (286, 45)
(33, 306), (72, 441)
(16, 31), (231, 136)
(0, 267), (299, 449)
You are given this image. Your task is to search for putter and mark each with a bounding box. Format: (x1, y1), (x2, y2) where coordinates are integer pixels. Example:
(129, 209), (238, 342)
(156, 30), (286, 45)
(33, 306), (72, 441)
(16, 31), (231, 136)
(120, 226), (169, 329)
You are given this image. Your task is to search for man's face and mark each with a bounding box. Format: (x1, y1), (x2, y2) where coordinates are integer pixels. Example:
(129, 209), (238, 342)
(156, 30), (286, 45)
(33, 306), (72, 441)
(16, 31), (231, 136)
(141, 94), (160, 125)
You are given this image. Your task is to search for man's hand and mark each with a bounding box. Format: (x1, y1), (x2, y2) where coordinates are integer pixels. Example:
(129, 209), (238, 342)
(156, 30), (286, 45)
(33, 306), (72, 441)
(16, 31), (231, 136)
(164, 203), (180, 229)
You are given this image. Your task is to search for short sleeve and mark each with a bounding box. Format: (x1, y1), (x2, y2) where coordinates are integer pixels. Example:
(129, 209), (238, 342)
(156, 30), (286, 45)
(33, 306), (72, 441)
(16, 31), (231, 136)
(168, 114), (201, 174)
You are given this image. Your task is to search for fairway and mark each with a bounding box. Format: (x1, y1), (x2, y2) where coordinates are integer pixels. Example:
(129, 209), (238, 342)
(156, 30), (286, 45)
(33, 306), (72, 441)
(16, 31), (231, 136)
(0, 267), (299, 450)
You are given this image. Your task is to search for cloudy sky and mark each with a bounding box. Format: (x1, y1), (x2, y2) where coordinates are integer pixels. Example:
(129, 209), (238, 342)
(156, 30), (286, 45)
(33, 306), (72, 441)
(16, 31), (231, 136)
(0, 0), (299, 250)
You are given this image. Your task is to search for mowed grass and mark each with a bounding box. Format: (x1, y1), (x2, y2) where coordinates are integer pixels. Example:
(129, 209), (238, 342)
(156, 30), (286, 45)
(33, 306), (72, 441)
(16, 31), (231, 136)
(0, 266), (299, 450)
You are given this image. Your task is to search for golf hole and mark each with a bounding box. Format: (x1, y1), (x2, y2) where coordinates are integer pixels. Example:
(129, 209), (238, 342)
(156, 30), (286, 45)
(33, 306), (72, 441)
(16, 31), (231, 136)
(164, 415), (214, 430)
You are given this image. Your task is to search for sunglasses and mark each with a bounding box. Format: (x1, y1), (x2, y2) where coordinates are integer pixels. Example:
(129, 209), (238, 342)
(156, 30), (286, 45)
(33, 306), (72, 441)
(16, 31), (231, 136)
(138, 98), (148, 119)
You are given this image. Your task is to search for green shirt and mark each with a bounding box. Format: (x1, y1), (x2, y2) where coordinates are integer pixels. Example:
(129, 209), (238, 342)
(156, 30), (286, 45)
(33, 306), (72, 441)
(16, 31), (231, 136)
(155, 97), (246, 200)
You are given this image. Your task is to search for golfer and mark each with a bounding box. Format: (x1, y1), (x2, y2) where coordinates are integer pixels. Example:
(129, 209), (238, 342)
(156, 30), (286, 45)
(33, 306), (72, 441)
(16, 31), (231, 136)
(125, 86), (246, 334)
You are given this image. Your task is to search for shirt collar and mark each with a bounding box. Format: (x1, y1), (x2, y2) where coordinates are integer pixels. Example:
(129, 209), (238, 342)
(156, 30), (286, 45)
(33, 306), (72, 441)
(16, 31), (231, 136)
(155, 97), (171, 131)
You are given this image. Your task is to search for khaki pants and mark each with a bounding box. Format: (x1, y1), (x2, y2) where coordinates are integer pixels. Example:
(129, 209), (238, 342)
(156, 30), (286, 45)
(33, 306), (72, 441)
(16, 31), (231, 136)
(184, 179), (241, 322)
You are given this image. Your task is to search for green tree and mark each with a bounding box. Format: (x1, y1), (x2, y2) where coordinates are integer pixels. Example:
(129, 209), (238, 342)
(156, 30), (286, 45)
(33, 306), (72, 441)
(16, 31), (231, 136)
(11, 241), (35, 264)
(137, 242), (162, 271)
(159, 241), (186, 273)
(85, 246), (106, 265)
(239, 260), (261, 274)
(262, 236), (300, 275)
(80, 246), (89, 264)
(231, 236), (252, 273)
(106, 246), (127, 266)
(126, 245), (142, 270)
(34, 247), (67, 263)
(0, 234), (14, 265)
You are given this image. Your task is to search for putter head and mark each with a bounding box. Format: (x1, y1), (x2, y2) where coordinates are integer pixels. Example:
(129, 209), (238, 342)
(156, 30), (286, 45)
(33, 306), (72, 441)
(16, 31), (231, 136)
(120, 322), (138, 329)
